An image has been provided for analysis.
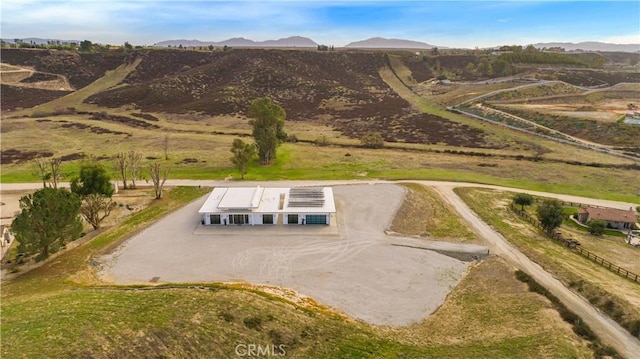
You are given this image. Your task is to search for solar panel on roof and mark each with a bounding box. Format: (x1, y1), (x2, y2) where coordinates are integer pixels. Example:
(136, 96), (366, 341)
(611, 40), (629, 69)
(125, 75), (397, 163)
(288, 187), (325, 207)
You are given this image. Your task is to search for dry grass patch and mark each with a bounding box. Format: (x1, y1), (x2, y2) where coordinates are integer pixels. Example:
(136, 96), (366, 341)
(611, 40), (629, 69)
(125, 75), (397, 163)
(391, 183), (477, 242)
(382, 256), (593, 358)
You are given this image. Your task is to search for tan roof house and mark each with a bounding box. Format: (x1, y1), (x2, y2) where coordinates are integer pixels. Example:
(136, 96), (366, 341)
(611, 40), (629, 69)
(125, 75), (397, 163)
(577, 207), (637, 230)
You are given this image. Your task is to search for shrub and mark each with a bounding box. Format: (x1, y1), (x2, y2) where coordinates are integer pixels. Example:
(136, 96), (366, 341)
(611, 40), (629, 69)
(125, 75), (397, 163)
(286, 134), (298, 143)
(218, 311), (234, 322)
(361, 132), (384, 149)
(314, 135), (330, 146)
(30, 111), (50, 118)
(587, 220), (605, 236)
(243, 316), (262, 330)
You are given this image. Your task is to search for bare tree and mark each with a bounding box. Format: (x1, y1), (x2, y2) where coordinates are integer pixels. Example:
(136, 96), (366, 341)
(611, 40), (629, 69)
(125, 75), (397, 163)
(114, 152), (128, 189)
(163, 135), (169, 160)
(149, 163), (169, 199)
(48, 158), (63, 189)
(80, 194), (116, 230)
(33, 157), (51, 188)
(127, 150), (142, 189)
(531, 143), (551, 161)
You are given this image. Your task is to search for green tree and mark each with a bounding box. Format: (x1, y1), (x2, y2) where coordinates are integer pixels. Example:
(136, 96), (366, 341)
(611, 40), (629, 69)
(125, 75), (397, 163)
(123, 41), (133, 51)
(70, 163), (114, 197)
(248, 97), (287, 165)
(71, 163), (115, 230)
(361, 132), (384, 149)
(79, 40), (92, 52)
(230, 138), (256, 179)
(513, 193), (534, 211)
(12, 188), (83, 260)
(536, 199), (564, 233)
(587, 220), (605, 236)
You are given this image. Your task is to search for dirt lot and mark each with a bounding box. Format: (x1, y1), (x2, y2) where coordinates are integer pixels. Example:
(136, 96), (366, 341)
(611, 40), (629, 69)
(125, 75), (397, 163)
(99, 184), (488, 326)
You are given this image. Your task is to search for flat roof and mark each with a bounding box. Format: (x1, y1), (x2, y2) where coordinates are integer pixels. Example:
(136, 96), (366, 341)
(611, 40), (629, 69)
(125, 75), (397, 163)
(218, 186), (263, 209)
(198, 187), (336, 214)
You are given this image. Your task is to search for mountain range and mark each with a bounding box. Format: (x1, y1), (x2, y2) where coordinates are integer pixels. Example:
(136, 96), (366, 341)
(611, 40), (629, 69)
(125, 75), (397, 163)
(154, 36), (318, 48)
(4, 36), (639, 52)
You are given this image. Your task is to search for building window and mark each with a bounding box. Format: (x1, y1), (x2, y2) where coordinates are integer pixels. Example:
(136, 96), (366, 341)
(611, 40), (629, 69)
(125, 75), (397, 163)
(230, 214), (249, 225)
(287, 214), (298, 224)
(263, 214), (274, 224)
(306, 214), (327, 224)
(210, 214), (221, 225)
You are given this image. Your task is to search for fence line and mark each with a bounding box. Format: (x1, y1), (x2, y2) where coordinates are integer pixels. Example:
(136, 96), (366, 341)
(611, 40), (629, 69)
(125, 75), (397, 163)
(509, 204), (639, 283)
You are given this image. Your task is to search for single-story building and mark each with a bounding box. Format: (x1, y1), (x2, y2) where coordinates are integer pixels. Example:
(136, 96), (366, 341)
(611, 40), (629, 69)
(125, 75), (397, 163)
(577, 206), (637, 230)
(198, 186), (336, 226)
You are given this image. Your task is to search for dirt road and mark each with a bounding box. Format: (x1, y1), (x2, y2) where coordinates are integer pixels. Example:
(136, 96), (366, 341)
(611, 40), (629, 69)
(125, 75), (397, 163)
(432, 184), (640, 359)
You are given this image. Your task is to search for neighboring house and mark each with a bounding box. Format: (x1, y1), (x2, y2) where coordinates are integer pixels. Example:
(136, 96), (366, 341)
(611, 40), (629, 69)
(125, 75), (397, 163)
(198, 186), (336, 226)
(577, 207), (637, 230)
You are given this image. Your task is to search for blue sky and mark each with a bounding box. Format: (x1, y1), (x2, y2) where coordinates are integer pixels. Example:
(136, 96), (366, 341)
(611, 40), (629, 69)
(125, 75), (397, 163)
(2, 1), (639, 48)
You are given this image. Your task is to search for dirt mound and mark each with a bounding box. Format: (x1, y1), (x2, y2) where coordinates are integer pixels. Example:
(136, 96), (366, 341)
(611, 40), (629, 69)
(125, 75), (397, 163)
(0, 84), (72, 111)
(1, 48), (128, 88)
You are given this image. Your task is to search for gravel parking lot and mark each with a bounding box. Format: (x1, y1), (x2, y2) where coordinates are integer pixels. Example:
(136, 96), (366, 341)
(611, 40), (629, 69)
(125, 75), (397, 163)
(100, 184), (479, 326)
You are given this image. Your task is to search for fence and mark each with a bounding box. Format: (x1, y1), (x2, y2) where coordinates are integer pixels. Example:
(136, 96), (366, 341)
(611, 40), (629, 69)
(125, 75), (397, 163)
(509, 204), (639, 283)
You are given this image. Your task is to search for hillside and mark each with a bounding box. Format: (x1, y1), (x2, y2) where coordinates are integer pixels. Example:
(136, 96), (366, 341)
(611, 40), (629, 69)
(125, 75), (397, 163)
(2, 47), (639, 151)
(87, 49), (401, 119)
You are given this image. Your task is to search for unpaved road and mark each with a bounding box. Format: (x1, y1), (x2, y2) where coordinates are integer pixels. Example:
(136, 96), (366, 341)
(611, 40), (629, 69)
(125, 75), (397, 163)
(431, 184), (640, 359)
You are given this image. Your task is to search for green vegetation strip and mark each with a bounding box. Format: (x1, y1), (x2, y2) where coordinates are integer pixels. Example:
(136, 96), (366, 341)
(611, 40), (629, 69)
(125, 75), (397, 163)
(514, 270), (620, 358)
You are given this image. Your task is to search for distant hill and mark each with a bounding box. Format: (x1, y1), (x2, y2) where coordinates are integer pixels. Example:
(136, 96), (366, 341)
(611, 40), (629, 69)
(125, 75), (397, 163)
(2, 37), (81, 45)
(533, 41), (640, 53)
(154, 36), (318, 48)
(345, 37), (440, 49)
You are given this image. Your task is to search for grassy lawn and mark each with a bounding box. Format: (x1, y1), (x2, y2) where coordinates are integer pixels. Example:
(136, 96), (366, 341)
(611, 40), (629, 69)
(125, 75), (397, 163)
(455, 187), (640, 339)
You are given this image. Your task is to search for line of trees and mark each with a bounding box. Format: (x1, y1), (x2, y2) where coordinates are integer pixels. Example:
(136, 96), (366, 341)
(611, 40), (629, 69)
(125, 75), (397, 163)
(0, 39), (139, 52)
(13, 155), (170, 260)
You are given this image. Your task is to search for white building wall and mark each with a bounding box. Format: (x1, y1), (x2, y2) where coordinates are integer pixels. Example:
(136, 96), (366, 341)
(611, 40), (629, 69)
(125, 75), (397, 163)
(203, 212), (282, 225)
